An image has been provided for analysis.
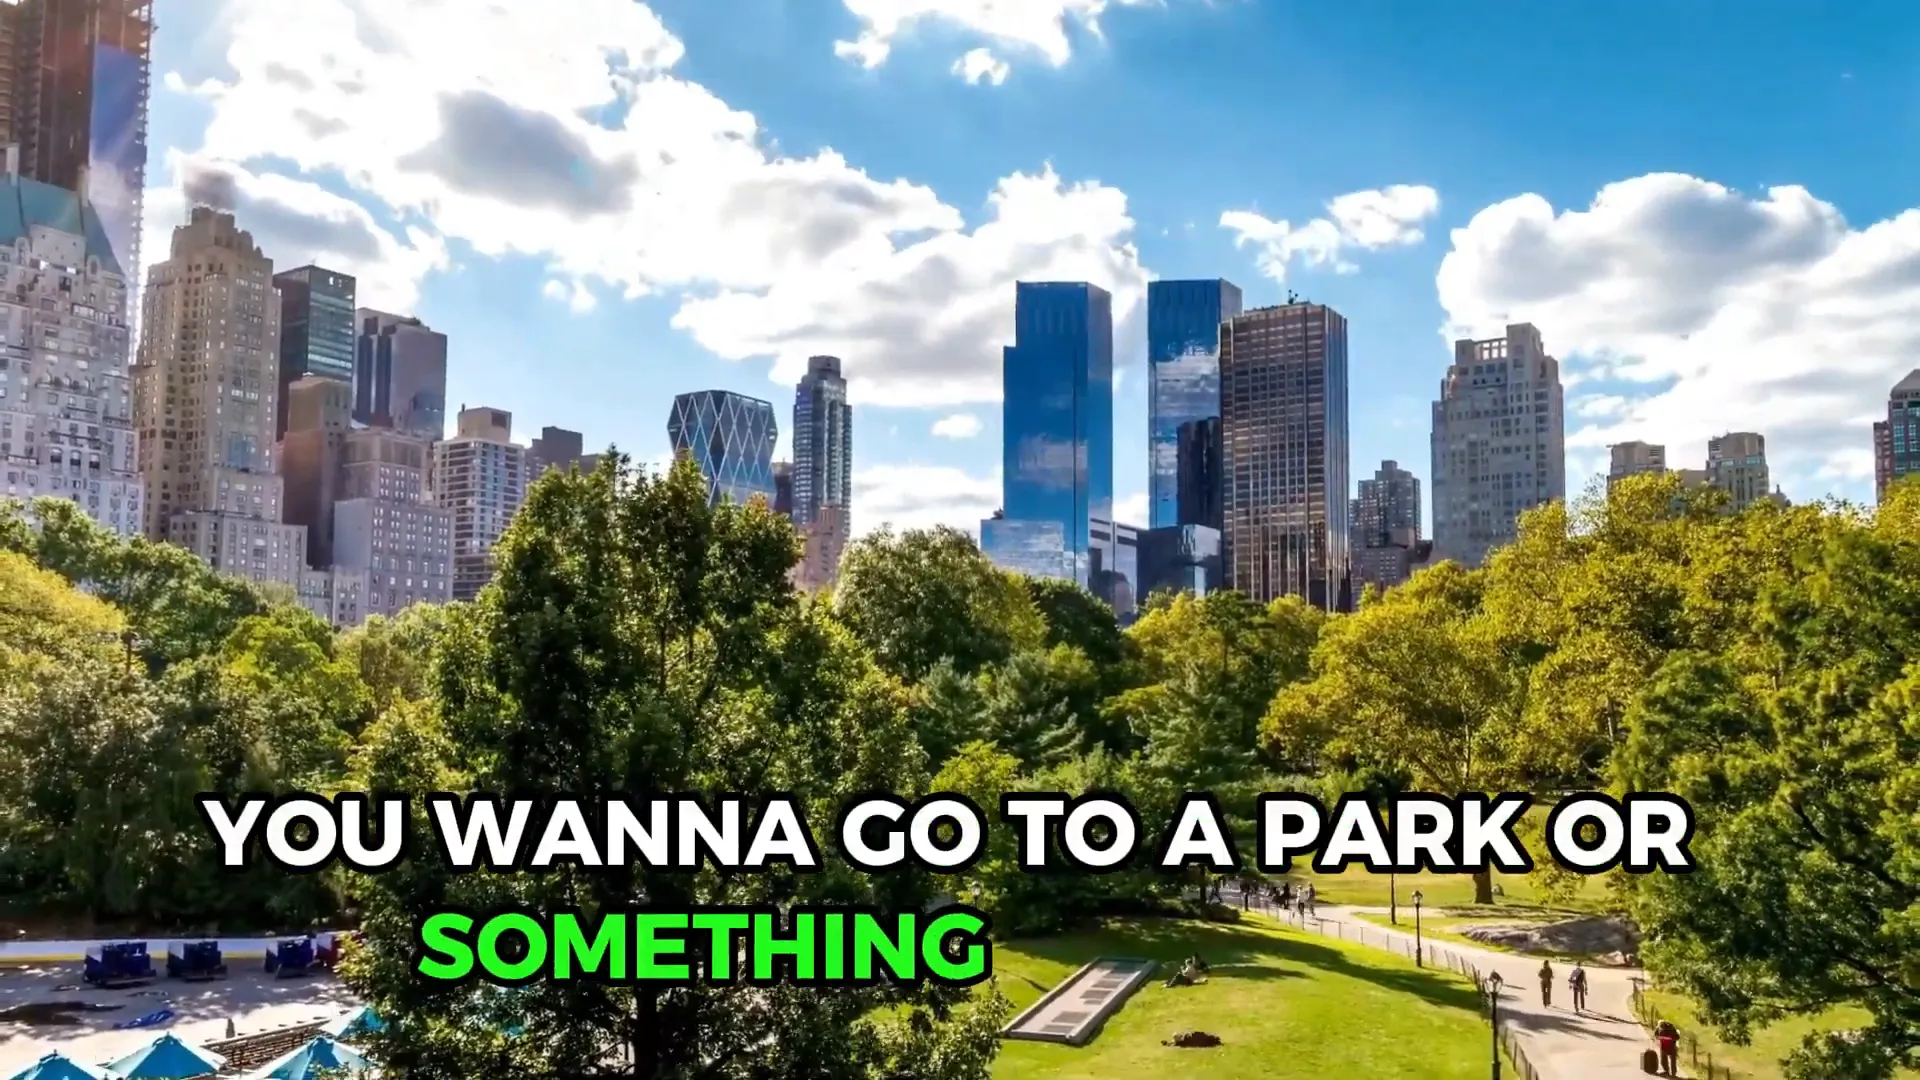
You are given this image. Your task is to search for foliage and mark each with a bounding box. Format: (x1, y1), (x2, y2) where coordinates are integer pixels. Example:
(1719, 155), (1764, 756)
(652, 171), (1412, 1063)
(835, 525), (1045, 681)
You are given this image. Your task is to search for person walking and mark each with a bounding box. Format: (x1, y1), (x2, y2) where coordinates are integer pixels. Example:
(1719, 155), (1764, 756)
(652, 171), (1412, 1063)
(1304, 883), (1317, 916)
(1654, 1019), (1680, 1076)
(1537, 961), (1554, 1007)
(1568, 963), (1590, 1014)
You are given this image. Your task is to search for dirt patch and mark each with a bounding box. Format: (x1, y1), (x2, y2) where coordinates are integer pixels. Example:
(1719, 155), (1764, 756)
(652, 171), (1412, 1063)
(0, 1001), (124, 1026)
(1460, 916), (1640, 960)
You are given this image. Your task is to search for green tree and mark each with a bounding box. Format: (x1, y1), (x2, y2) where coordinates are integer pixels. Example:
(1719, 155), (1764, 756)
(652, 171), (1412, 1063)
(835, 526), (1044, 680)
(979, 647), (1087, 771)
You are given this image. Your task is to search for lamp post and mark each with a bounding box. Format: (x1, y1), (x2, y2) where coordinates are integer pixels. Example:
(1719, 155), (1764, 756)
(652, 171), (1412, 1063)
(1412, 890), (1424, 967)
(1487, 970), (1504, 1080)
(1390, 871), (1398, 925)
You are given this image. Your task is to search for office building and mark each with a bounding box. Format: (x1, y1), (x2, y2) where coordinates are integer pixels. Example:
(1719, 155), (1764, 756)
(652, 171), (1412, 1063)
(133, 206), (306, 585)
(1176, 417), (1222, 531)
(0, 0), (151, 277)
(432, 406), (526, 601)
(1092, 519), (1138, 618)
(667, 390), (777, 507)
(1218, 301), (1349, 609)
(1138, 525), (1221, 603)
(0, 169), (139, 535)
(278, 375), (352, 567)
(354, 310), (446, 438)
(1875, 370), (1920, 503)
(1705, 432), (1770, 512)
(771, 460), (793, 517)
(1608, 441), (1666, 483)
(792, 354), (852, 589)
(1147, 279), (1242, 528)
(1349, 460), (1423, 599)
(332, 425), (451, 619)
(980, 281), (1113, 588)
(1431, 323), (1565, 568)
(529, 425), (598, 481)
(272, 265), (355, 439)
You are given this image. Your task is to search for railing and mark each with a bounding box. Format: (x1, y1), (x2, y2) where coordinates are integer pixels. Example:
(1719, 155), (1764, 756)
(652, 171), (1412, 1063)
(1631, 983), (1735, 1079)
(204, 1020), (329, 1074)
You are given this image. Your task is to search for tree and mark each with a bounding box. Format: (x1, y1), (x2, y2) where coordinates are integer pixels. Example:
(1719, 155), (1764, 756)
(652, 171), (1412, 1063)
(835, 526), (1044, 681)
(979, 648), (1087, 771)
(343, 456), (1007, 1079)
(1023, 576), (1125, 671)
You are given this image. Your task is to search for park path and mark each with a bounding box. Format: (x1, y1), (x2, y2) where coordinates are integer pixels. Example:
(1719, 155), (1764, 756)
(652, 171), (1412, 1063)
(1226, 888), (1672, 1079)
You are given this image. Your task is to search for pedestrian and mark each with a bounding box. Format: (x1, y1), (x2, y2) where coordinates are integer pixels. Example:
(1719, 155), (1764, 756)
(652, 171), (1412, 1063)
(1278, 882), (1293, 908)
(1304, 883), (1316, 915)
(225, 1017), (236, 1039)
(1654, 1019), (1680, 1076)
(1569, 963), (1589, 1013)
(1537, 960), (1554, 1007)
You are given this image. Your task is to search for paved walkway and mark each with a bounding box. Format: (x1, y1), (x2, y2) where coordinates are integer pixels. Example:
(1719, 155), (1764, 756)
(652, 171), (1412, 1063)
(1225, 888), (1671, 1079)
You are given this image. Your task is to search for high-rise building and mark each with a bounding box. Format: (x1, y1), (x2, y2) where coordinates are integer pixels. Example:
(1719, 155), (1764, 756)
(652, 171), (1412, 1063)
(1138, 524), (1221, 602)
(771, 460), (793, 517)
(0, 169), (139, 535)
(1219, 301), (1349, 610)
(667, 390), (777, 507)
(1147, 279), (1242, 529)
(0, 0), (151, 278)
(529, 425), (598, 480)
(792, 354), (851, 590)
(332, 425), (451, 619)
(271, 265), (355, 439)
(134, 207), (306, 585)
(1175, 417), (1222, 531)
(1350, 460), (1425, 598)
(980, 281), (1113, 588)
(353, 310), (447, 439)
(278, 375), (352, 567)
(1431, 323), (1565, 568)
(431, 406), (526, 601)
(1608, 441), (1667, 483)
(1705, 431), (1770, 511)
(1875, 370), (1920, 503)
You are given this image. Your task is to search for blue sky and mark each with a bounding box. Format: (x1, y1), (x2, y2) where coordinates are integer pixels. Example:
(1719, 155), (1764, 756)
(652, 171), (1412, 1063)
(141, 0), (1920, 534)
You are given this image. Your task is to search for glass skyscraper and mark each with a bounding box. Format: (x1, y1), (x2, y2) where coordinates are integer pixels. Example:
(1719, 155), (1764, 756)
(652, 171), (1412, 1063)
(273, 265), (357, 440)
(1147, 279), (1243, 529)
(667, 390), (778, 508)
(981, 282), (1114, 588)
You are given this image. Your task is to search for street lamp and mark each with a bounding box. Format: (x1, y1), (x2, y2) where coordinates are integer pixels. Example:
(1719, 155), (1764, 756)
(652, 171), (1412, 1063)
(1390, 871), (1398, 925)
(1487, 971), (1504, 1080)
(1412, 890), (1424, 967)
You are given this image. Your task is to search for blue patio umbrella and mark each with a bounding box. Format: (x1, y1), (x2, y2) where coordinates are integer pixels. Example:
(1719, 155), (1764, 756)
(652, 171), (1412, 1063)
(320, 1005), (384, 1041)
(240, 1036), (372, 1080)
(106, 1033), (227, 1078)
(8, 1053), (110, 1080)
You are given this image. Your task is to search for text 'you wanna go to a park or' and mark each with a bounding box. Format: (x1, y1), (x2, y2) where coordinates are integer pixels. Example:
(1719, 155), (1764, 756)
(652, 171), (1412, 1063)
(193, 789), (1694, 988)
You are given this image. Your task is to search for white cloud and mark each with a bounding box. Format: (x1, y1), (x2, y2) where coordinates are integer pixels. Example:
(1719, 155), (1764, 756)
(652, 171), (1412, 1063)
(951, 47), (1010, 85)
(1436, 172), (1920, 493)
(167, 0), (1149, 408)
(1221, 184), (1439, 282)
(1114, 491), (1148, 526)
(541, 278), (597, 314)
(854, 463), (1000, 536)
(931, 412), (984, 438)
(835, 0), (1157, 70)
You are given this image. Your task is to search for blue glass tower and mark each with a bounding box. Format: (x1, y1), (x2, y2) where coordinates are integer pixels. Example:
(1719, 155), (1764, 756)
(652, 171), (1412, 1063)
(667, 390), (779, 507)
(1147, 279), (1243, 529)
(981, 282), (1114, 587)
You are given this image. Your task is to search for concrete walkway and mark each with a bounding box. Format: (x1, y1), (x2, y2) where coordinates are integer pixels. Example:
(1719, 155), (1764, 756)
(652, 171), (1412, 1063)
(1222, 887), (1671, 1079)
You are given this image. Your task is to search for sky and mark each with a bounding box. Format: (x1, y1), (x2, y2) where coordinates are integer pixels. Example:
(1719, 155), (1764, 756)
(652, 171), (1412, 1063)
(139, 0), (1920, 536)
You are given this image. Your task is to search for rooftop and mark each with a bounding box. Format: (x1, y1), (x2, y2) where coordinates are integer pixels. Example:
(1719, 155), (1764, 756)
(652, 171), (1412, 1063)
(0, 175), (124, 277)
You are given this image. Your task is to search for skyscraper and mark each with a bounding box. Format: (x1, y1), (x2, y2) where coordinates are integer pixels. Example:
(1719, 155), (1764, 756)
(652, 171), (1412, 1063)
(1219, 301), (1349, 610)
(0, 168), (139, 535)
(1175, 416), (1222, 531)
(667, 390), (778, 507)
(1350, 460), (1425, 597)
(1147, 279), (1242, 529)
(278, 375), (352, 567)
(431, 406), (526, 601)
(1608, 441), (1667, 484)
(354, 310), (447, 439)
(0, 0), (151, 277)
(1705, 431), (1770, 511)
(272, 265), (355, 439)
(333, 425), (451, 618)
(771, 460), (793, 517)
(792, 354), (851, 589)
(1875, 370), (1920, 503)
(980, 281), (1113, 588)
(1431, 323), (1566, 568)
(134, 207), (306, 584)
(530, 425), (598, 480)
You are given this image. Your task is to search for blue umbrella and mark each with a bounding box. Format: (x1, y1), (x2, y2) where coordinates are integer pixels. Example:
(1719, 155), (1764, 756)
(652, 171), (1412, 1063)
(106, 1033), (227, 1078)
(8, 1054), (110, 1080)
(240, 1036), (372, 1080)
(320, 1006), (384, 1041)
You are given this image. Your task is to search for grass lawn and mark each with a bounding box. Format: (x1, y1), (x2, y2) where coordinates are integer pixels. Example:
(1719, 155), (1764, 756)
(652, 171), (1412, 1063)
(1640, 989), (1920, 1080)
(1275, 863), (1603, 911)
(990, 916), (1514, 1079)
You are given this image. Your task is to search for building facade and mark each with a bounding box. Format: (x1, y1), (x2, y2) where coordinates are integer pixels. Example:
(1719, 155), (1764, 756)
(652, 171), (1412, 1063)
(0, 172), (139, 535)
(1147, 279), (1242, 529)
(332, 425), (451, 619)
(1431, 323), (1566, 568)
(353, 309), (446, 438)
(1176, 416), (1222, 531)
(529, 425), (599, 481)
(1350, 459), (1422, 599)
(431, 406), (526, 601)
(278, 374), (351, 567)
(134, 206), (306, 585)
(1608, 440), (1667, 484)
(1705, 431), (1770, 511)
(271, 265), (355, 439)
(667, 390), (778, 508)
(1875, 370), (1920, 503)
(1218, 301), (1350, 610)
(1091, 518), (1138, 619)
(771, 460), (793, 517)
(981, 281), (1113, 589)
(1137, 524), (1220, 603)
(792, 354), (851, 590)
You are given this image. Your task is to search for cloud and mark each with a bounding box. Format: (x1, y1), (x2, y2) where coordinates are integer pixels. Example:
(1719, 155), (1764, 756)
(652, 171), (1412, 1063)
(1114, 491), (1148, 526)
(171, 0), (1148, 407)
(931, 412), (984, 438)
(952, 48), (1010, 85)
(835, 0), (1158, 70)
(1436, 172), (1920, 494)
(854, 463), (1000, 536)
(1221, 184), (1439, 282)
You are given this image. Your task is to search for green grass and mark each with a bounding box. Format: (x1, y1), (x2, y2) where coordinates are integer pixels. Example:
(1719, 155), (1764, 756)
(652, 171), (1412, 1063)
(1274, 863), (1602, 911)
(1640, 989), (1920, 1080)
(990, 916), (1514, 1079)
